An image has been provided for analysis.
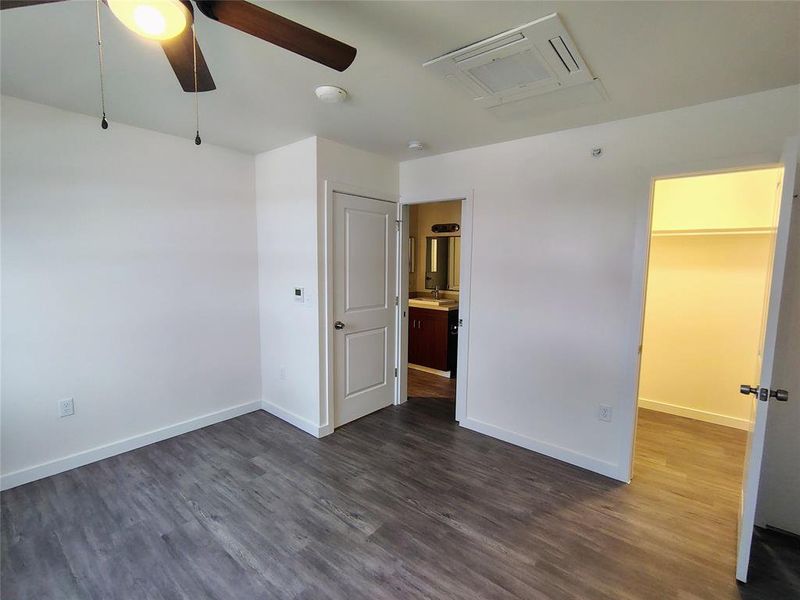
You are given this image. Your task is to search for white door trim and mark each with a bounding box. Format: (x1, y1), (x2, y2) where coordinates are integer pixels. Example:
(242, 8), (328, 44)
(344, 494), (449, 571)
(322, 181), (399, 434)
(396, 202), (410, 406)
(397, 190), (474, 423)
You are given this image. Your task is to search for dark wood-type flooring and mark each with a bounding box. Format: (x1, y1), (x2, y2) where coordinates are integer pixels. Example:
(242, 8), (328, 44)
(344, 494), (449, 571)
(2, 398), (797, 599)
(407, 367), (456, 400)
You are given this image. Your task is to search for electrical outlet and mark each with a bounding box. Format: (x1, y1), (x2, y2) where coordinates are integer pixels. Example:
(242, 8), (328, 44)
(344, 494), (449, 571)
(279, 366), (286, 381)
(59, 398), (75, 418)
(598, 404), (612, 422)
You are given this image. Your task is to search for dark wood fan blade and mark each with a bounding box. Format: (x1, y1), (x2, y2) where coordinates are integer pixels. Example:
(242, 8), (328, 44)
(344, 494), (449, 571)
(161, 28), (216, 92)
(0, 0), (68, 9)
(195, 0), (356, 72)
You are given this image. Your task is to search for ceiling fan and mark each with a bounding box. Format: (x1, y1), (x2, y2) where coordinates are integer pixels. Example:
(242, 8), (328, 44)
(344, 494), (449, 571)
(0, 0), (358, 93)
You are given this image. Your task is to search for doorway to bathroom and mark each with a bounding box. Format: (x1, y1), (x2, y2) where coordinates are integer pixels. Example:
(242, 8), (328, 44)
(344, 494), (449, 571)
(396, 194), (472, 423)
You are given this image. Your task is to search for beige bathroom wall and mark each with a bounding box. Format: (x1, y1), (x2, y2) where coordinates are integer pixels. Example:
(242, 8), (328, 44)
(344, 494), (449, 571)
(410, 200), (462, 294)
(408, 202), (419, 293)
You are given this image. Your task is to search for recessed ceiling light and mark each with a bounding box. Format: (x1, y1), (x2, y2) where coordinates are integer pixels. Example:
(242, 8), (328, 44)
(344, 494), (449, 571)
(408, 141), (425, 151)
(315, 85), (348, 103)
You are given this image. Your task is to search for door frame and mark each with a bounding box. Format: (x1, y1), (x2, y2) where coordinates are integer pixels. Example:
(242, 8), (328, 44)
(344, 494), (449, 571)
(397, 190), (474, 423)
(321, 181), (399, 434)
(622, 160), (789, 483)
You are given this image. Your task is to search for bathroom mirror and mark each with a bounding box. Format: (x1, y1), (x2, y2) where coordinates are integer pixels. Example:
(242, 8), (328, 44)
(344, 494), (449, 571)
(425, 236), (461, 291)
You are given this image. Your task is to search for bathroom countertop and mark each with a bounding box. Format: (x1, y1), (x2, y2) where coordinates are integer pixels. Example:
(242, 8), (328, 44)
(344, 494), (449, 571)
(408, 298), (459, 311)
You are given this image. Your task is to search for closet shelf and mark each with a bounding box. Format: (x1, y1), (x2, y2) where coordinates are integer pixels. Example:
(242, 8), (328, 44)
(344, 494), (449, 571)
(651, 227), (776, 238)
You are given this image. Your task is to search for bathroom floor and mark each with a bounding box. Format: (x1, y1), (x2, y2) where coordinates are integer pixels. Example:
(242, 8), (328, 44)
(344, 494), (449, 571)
(407, 368), (456, 401)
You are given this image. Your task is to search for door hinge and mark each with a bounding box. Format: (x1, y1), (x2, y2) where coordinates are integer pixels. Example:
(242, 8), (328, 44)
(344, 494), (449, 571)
(394, 367), (398, 377)
(395, 219), (402, 231)
(395, 296), (399, 306)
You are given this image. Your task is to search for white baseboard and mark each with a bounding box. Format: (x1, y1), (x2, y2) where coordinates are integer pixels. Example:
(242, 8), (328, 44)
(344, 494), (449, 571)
(459, 417), (626, 482)
(408, 363), (451, 378)
(638, 397), (749, 430)
(0, 400), (262, 491)
(261, 400), (331, 438)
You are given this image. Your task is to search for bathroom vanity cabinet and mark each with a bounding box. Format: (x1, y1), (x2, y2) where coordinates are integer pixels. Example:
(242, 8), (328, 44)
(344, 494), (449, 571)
(408, 306), (459, 375)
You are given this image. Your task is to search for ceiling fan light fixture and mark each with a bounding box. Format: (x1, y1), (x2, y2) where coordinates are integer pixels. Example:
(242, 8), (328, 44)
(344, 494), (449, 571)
(107, 0), (189, 41)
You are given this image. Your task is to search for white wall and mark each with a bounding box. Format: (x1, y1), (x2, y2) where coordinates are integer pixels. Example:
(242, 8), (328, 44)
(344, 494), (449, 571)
(1, 97), (261, 488)
(400, 85), (799, 481)
(316, 137), (399, 199)
(255, 137), (320, 434)
(255, 136), (398, 435)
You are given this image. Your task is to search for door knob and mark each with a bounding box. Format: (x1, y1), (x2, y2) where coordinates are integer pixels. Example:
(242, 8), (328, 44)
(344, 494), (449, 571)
(740, 385), (758, 396)
(770, 389), (789, 402)
(740, 384), (768, 401)
(334, 321), (345, 330)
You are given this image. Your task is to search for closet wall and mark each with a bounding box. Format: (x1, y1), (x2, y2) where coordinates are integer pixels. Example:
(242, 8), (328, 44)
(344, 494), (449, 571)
(638, 168), (782, 429)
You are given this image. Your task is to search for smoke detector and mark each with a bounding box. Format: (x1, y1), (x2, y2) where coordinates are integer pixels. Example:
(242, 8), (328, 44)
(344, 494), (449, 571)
(315, 85), (348, 103)
(424, 13), (597, 108)
(408, 141), (425, 151)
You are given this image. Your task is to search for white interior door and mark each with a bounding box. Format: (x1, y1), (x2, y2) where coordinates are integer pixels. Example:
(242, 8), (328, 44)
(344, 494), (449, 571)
(333, 192), (397, 427)
(736, 138), (798, 582)
(757, 163), (800, 534)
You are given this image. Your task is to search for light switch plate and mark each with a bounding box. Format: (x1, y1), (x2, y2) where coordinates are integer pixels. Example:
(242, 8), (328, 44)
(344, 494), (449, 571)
(293, 287), (305, 303)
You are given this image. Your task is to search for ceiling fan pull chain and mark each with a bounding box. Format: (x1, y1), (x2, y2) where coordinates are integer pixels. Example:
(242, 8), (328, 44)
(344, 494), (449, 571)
(94, 0), (108, 130)
(193, 25), (201, 146)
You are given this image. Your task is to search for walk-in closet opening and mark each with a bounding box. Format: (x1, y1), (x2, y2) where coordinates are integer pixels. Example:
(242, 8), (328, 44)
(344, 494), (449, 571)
(633, 167), (784, 509)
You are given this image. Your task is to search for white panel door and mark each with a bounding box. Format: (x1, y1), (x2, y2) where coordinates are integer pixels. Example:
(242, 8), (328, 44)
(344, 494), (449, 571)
(333, 192), (396, 427)
(759, 159), (800, 534)
(736, 138), (798, 582)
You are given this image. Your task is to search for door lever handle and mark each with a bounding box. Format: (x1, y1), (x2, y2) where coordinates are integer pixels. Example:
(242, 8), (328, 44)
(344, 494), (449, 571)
(770, 389), (789, 402)
(740, 385), (789, 402)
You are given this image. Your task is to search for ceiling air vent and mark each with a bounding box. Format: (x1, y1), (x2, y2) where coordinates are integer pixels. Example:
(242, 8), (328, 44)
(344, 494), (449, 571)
(424, 13), (596, 108)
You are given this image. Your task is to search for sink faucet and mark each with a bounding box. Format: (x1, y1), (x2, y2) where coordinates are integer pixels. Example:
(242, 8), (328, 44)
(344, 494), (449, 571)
(433, 285), (440, 300)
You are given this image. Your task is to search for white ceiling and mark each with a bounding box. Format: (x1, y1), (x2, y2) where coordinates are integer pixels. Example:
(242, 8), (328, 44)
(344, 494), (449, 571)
(2, 1), (798, 159)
